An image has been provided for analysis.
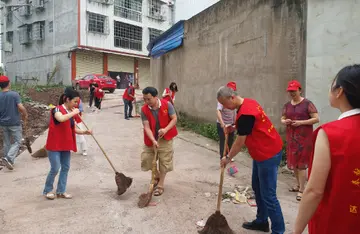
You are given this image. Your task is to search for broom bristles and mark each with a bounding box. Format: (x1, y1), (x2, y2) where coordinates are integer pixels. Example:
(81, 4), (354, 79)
(31, 147), (47, 158)
(137, 192), (152, 208)
(115, 172), (133, 195)
(198, 211), (235, 234)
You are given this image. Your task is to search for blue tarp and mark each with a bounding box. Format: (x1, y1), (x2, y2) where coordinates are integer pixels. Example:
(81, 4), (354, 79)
(147, 20), (185, 58)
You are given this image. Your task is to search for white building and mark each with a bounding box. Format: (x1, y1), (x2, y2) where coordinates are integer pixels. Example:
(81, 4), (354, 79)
(0, 0), (175, 88)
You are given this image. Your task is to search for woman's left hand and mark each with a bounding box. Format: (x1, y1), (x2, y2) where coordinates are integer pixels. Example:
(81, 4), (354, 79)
(84, 130), (93, 135)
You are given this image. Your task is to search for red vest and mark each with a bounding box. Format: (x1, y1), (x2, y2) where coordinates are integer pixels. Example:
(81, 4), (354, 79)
(163, 88), (175, 103)
(142, 99), (178, 146)
(46, 105), (77, 152)
(123, 86), (135, 101)
(308, 114), (360, 234)
(94, 88), (104, 99)
(236, 98), (283, 161)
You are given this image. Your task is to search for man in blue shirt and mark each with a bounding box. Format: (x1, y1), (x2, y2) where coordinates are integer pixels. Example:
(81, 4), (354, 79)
(0, 75), (28, 170)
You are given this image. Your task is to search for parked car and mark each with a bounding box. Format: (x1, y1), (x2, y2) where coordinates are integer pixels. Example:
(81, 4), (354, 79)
(72, 74), (117, 93)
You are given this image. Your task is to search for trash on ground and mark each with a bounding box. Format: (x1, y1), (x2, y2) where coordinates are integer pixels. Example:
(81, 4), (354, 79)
(196, 219), (206, 227)
(204, 192), (211, 198)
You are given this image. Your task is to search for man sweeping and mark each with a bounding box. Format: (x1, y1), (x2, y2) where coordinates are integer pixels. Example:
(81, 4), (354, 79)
(123, 82), (135, 120)
(0, 75), (28, 170)
(217, 86), (285, 234)
(140, 86), (177, 196)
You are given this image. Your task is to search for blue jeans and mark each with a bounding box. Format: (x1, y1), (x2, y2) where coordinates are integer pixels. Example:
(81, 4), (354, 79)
(1, 125), (22, 164)
(43, 151), (71, 194)
(252, 151), (285, 234)
(123, 99), (133, 119)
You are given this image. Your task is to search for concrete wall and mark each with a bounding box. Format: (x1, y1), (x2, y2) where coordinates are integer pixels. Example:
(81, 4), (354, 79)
(151, 0), (307, 132)
(174, 0), (220, 22)
(1, 0), (78, 85)
(306, 0), (360, 124)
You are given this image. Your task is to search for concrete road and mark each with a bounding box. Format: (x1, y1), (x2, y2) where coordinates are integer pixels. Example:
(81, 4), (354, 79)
(0, 90), (304, 234)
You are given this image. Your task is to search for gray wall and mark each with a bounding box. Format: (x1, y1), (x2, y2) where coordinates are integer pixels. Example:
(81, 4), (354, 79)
(306, 0), (360, 124)
(151, 0), (307, 133)
(1, 0), (78, 85)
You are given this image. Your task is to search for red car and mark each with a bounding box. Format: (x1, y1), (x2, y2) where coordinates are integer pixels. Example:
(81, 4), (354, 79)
(72, 74), (117, 93)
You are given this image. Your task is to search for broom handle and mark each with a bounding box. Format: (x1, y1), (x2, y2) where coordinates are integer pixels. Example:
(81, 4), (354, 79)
(217, 133), (228, 211)
(77, 115), (118, 173)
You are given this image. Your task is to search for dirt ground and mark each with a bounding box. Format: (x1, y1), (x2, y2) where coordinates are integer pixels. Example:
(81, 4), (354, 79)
(0, 87), (89, 159)
(0, 90), (305, 234)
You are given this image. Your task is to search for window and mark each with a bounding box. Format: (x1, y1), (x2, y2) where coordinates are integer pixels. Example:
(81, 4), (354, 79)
(87, 12), (109, 34)
(114, 0), (142, 22)
(20, 0), (31, 16)
(148, 0), (162, 20)
(32, 21), (45, 40)
(6, 31), (13, 43)
(6, 7), (13, 25)
(114, 21), (142, 51)
(18, 24), (32, 44)
(49, 21), (53, 33)
(149, 28), (163, 42)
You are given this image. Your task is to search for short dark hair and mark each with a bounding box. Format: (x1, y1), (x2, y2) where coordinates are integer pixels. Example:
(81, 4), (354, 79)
(169, 82), (178, 92)
(0, 81), (9, 89)
(332, 64), (360, 108)
(142, 86), (158, 97)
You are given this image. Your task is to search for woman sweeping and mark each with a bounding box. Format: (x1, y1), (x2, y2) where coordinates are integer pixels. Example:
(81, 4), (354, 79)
(43, 88), (92, 200)
(294, 64), (360, 234)
(162, 82), (178, 104)
(281, 80), (319, 201)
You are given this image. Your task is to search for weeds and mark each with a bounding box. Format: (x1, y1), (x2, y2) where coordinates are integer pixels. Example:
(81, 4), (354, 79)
(178, 112), (219, 141)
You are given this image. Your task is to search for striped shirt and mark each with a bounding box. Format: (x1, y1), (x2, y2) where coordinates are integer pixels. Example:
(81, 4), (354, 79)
(217, 102), (236, 125)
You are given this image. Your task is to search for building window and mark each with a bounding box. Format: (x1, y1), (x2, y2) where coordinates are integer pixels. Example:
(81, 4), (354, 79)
(32, 21), (45, 41)
(20, 0), (32, 16)
(114, 21), (142, 51)
(149, 28), (163, 42)
(87, 12), (109, 34)
(6, 31), (14, 44)
(114, 0), (142, 23)
(18, 24), (32, 45)
(148, 0), (165, 20)
(49, 21), (53, 33)
(6, 7), (13, 25)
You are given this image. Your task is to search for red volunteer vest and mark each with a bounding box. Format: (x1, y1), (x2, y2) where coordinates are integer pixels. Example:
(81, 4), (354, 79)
(46, 105), (77, 152)
(142, 99), (178, 146)
(236, 98), (283, 161)
(123, 86), (135, 101)
(308, 114), (360, 234)
(94, 88), (104, 99)
(163, 88), (175, 103)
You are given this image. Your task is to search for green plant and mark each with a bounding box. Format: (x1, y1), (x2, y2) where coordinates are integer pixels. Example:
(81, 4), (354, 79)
(178, 112), (219, 141)
(11, 84), (32, 103)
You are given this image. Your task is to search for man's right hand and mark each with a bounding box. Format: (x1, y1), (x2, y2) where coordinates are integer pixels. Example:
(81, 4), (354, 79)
(152, 140), (159, 148)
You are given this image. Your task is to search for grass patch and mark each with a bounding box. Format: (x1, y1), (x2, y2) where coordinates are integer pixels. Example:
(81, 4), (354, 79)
(178, 112), (219, 141)
(11, 84), (32, 103)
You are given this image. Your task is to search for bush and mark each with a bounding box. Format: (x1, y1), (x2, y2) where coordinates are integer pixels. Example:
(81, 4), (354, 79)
(178, 112), (219, 141)
(11, 84), (32, 103)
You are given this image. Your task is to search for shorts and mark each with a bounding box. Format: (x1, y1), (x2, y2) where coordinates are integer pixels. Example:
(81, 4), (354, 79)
(141, 138), (174, 173)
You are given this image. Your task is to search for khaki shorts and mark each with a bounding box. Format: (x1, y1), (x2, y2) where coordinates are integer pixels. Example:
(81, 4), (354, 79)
(141, 138), (174, 173)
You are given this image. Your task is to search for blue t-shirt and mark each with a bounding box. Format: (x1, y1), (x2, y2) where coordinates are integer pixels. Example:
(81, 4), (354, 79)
(0, 91), (21, 126)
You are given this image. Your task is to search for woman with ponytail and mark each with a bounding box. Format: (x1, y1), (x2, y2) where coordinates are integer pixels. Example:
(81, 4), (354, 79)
(43, 88), (92, 200)
(294, 64), (360, 234)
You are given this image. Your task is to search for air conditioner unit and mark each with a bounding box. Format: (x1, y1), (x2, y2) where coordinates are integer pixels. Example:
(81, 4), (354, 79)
(3, 42), (12, 52)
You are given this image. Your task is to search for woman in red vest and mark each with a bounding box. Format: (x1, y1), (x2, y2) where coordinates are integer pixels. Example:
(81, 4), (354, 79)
(43, 88), (92, 200)
(162, 82), (178, 104)
(94, 84), (104, 111)
(294, 64), (360, 234)
(123, 82), (135, 120)
(141, 87), (177, 196)
(217, 86), (285, 234)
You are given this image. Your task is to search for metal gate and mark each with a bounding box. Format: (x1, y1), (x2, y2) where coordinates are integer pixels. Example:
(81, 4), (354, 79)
(76, 50), (103, 78)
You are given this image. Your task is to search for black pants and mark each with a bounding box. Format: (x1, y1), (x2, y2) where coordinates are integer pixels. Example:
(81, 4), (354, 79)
(89, 94), (94, 107)
(123, 99), (133, 119)
(94, 98), (102, 109)
(217, 122), (235, 159)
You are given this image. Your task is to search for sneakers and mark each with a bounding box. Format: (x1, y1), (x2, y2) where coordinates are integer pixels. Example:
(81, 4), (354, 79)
(242, 220), (270, 232)
(3, 158), (14, 170)
(57, 193), (72, 199)
(82, 151), (87, 156)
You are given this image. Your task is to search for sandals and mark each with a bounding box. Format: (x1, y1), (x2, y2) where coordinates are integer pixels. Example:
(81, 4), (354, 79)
(154, 186), (164, 196)
(289, 185), (300, 192)
(57, 193), (73, 199)
(296, 191), (303, 201)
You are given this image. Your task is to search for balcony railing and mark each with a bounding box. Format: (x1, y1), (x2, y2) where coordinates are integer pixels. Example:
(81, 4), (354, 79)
(114, 6), (142, 22)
